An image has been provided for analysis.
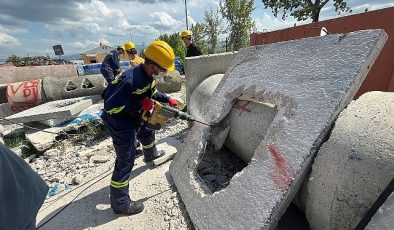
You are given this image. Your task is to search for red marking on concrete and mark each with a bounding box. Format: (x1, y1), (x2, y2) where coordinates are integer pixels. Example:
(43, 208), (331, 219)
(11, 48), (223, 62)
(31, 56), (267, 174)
(6, 80), (42, 113)
(7, 80), (41, 103)
(233, 100), (252, 116)
(268, 144), (293, 192)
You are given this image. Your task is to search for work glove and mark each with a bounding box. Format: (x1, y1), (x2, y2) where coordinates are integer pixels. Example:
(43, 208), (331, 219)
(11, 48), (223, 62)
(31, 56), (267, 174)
(168, 97), (179, 108)
(141, 97), (154, 111)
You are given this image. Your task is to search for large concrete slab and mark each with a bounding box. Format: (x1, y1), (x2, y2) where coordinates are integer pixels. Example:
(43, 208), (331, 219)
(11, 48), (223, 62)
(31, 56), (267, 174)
(170, 30), (387, 230)
(1, 96), (101, 125)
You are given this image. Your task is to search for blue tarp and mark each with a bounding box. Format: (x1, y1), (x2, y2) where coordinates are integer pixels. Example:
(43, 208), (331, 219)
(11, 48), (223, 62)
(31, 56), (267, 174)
(77, 61), (131, 76)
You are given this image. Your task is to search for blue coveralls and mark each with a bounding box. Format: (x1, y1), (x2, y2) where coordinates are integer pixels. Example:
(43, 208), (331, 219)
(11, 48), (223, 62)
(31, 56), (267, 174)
(100, 50), (122, 83)
(101, 65), (169, 211)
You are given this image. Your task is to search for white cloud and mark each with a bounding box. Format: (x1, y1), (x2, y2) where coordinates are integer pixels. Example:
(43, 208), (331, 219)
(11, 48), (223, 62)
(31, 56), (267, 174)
(0, 32), (20, 48)
(44, 0), (132, 37)
(255, 12), (304, 32)
(150, 11), (184, 30)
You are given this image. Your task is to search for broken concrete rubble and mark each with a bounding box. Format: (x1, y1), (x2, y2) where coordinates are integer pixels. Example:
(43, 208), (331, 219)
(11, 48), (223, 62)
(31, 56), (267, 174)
(170, 30), (387, 229)
(153, 136), (183, 166)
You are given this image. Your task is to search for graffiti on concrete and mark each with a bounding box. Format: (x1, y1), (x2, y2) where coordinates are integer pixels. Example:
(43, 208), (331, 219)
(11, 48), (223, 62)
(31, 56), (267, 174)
(6, 80), (42, 113)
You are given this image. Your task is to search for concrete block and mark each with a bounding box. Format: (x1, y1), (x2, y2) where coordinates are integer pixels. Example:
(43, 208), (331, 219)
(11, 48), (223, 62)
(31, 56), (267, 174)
(170, 30), (387, 230)
(185, 52), (236, 106)
(1, 96), (101, 125)
(39, 101), (103, 127)
(25, 125), (63, 152)
(366, 192), (394, 230)
(153, 137), (183, 166)
(304, 91), (394, 230)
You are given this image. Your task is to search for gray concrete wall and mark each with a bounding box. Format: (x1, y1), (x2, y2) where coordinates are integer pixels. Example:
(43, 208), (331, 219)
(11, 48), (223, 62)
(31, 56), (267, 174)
(304, 91), (394, 230)
(185, 52), (237, 107)
(170, 30), (387, 230)
(0, 65), (78, 84)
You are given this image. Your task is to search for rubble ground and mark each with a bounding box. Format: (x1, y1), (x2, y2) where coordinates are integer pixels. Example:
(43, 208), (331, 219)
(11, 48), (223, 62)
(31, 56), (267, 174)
(5, 83), (194, 229)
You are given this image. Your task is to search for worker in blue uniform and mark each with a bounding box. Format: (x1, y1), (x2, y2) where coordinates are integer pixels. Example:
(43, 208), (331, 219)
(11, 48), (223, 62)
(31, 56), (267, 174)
(101, 40), (179, 215)
(100, 44), (126, 83)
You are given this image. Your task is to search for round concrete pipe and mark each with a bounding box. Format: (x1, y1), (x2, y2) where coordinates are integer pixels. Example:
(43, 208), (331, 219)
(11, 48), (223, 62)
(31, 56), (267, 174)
(189, 74), (278, 162)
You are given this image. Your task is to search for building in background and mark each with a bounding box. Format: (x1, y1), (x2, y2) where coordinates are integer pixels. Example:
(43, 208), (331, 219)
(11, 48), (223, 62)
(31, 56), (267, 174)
(80, 44), (129, 64)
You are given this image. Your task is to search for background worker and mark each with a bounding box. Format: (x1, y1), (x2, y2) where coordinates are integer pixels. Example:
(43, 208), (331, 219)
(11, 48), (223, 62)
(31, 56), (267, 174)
(101, 40), (179, 215)
(124, 41), (145, 68)
(100, 45), (126, 83)
(180, 29), (202, 57)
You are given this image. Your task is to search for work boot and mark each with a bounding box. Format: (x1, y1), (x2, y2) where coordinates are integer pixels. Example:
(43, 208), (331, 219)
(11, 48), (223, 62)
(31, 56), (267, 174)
(144, 150), (165, 163)
(113, 200), (144, 215)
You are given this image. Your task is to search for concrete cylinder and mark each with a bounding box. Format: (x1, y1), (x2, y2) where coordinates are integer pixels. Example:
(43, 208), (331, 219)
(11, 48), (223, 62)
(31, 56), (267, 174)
(301, 91), (394, 230)
(189, 74), (278, 162)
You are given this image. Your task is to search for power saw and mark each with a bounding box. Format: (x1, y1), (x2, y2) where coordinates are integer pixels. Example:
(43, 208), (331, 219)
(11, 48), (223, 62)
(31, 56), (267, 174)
(141, 101), (212, 130)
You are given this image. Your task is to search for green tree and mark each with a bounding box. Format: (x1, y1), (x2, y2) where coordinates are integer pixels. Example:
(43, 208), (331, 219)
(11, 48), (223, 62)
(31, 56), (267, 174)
(220, 0), (256, 51)
(262, 0), (351, 22)
(204, 8), (223, 54)
(190, 23), (208, 54)
(158, 32), (186, 66)
(7, 55), (22, 67)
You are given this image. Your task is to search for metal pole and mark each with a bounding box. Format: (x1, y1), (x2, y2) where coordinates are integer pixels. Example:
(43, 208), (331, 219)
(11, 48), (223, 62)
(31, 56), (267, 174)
(184, 0), (189, 29)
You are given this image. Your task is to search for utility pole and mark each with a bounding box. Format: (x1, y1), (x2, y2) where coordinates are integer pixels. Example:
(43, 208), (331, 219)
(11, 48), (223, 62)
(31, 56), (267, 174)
(184, 0), (189, 29)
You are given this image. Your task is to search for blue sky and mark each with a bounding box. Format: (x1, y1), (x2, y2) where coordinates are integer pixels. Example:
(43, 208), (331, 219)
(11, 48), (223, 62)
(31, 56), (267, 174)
(0, 0), (393, 59)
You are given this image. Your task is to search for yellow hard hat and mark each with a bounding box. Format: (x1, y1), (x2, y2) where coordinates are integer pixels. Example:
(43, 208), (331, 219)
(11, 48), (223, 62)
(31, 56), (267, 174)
(144, 40), (175, 71)
(180, 30), (192, 38)
(124, 41), (136, 51)
(117, 45), (125, 52)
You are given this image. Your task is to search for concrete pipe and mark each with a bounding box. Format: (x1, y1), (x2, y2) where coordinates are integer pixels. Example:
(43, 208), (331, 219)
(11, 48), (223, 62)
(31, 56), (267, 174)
(189, 74), (278, 163)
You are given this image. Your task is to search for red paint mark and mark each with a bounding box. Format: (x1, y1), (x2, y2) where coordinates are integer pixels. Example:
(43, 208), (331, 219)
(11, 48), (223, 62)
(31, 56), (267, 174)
(233, 100), (252, 116)
(6, 80), (41, 113)
(7, 80), (40, 103)
(268, 144), (293, 192)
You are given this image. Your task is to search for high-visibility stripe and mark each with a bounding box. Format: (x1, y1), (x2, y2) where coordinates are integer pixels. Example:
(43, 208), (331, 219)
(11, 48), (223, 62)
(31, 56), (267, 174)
(133, 84), (151, 95)
(152, 88), (159, 96)
(111, 75), (122, 84)
(151, 80), (156, 88)
(142, 140), (157, 149)
(110, 180), (129, 188)
(107, 105), (125, 114)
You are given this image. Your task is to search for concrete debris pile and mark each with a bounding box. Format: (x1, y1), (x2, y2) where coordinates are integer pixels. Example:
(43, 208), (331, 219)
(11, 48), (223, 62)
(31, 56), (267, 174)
(28, 138), (114, 196)
(171, 29), (391, 230)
